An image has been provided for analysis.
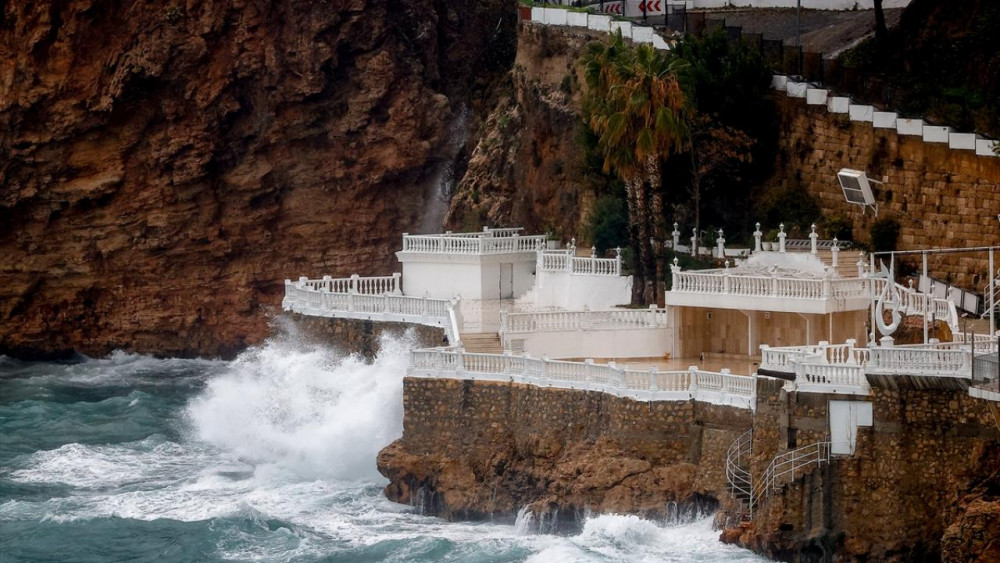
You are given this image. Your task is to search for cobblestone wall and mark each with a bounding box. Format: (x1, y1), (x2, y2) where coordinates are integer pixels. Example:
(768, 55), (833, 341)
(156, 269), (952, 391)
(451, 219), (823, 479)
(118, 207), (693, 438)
(283, 313), (447, 359)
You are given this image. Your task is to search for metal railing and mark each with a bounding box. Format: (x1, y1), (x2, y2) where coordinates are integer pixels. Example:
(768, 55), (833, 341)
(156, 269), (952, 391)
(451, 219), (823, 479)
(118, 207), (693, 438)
(408, 348), (756, 407)
(726, 429), (754, 512)
(750, 441), (836, 518)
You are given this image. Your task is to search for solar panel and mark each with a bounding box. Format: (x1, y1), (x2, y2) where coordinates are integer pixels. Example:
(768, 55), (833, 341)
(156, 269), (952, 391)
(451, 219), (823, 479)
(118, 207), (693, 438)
(838, 168), (876, 206)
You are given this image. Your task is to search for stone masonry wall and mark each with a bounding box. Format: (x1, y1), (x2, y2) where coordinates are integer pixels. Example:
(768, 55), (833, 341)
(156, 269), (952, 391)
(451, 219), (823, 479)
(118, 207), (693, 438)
(377, 377), (752, 528)
(741, 377), (1000, 561)
(772, 96), (1000, 290)
(283, 313), (447, 360)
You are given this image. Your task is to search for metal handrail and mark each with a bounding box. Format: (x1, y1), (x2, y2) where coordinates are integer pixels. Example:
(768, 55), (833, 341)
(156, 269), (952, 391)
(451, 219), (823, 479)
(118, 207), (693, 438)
(725, 429), (754, 514)
(750, 441), (836, 518)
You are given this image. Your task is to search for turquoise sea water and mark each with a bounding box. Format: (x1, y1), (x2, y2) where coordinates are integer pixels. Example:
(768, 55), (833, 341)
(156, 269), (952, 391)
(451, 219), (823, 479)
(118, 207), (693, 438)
(0, 330), (764, 562)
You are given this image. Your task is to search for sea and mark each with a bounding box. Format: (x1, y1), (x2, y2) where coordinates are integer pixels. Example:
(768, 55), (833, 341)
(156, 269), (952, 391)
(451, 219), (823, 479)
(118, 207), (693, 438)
(0, 327), (764, 562)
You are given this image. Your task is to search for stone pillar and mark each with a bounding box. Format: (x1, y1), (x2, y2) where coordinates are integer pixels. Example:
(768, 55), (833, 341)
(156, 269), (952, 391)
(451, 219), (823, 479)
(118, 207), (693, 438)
(809, 224), (818, 254)
(672, 223), (680, 250)
(392, 272), (402, 294)
(716, 228), (725, 259)
(753, 222), (762, 253)
(832, 238), (840, 268)
(778, 223), (786, 253)
(615, 247), (622, 276)
(857, 251), (866, 278)
(723, 260), (731, 294)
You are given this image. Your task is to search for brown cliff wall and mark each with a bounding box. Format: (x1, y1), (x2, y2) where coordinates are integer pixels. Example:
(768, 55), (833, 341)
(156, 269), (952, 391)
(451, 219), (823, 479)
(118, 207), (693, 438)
(771, 97), (1000, 289)
(738, 380), (1000, 561)
(445, 22), (604, 241)
(0, 0), (514, 359)
(376, 377), (751, 528)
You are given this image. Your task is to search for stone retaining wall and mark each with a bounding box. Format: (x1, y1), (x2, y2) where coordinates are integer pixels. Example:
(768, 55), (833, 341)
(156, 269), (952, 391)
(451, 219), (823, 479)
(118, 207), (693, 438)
(772, 96), (1000, 290)
(283, 313), (447, 359)
(378, 377), (752, 527)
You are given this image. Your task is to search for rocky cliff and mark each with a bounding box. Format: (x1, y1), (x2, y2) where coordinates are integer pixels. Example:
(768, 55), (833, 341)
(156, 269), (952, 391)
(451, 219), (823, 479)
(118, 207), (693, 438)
(445, 22), (605, 241)
(0, 0), (514, 358)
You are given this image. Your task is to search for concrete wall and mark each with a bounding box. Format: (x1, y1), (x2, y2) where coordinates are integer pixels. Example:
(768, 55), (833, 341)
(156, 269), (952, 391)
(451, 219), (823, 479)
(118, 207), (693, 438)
(532, 269), (632, 310)
(401, 257), (535, 301)
(516, 325), (673, 359)
(772, 96), (1000, 289)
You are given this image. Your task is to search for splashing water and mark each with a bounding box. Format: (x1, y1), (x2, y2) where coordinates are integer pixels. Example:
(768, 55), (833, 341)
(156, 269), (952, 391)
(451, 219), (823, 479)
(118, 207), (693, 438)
(0, 330), (764, 562)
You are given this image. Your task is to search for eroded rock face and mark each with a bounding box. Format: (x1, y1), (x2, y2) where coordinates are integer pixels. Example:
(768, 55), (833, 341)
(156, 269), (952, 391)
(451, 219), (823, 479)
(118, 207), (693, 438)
(0, 0), (514, 358)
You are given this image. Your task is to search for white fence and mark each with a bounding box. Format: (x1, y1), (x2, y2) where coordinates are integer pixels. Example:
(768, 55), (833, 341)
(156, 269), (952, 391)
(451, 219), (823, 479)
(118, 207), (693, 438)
(401, 231), (547, 255)
(499, 307), (672, 358)
(758, 336), (991, 394)
(409, 348), (755, 407)
(538, 248), (622, 276)
(282, 278), (462, 345)
(501, 307), (669, 334)
(671, 269), (877, 300)
(299, 274), (400, 295)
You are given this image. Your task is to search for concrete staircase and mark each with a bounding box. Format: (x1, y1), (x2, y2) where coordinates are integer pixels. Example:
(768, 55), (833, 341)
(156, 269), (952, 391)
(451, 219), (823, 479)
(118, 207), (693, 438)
(461, 332), (503, 354)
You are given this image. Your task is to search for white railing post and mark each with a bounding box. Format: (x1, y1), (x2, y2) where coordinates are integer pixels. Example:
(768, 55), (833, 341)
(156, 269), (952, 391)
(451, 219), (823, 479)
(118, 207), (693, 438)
(670, 258), (680, 291)
(690, 228), (697, 257)
(672, 223), (680, 250)
(717, 228), (725, 259)
(615, 247), (622, 276)
(392, 272), (401, 294)
(753, 222), (763, 253)
(822, 268), (832, 299)
(809, 224), (818, 255)
(723, 261), (732, 294)
(771, 265), (779, 297)
(778, 223), (786, 253)
(832, 239), (840, 268)
(857, 251), (866, 278)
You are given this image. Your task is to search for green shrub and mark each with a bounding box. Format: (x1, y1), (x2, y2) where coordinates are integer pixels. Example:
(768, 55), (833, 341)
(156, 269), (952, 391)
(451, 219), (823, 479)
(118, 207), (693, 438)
(586, 194), (629, 254)
(870, 217), (901, 252)
(823, 215), (854, 241)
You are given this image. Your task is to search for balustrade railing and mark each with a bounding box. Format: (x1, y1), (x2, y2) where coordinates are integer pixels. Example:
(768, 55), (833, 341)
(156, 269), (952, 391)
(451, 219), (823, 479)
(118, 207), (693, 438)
(401, 231), (546, 255)
(501, 308), (669, 334)
(300, 274), (401, 295)
(408, 348), (755, 407)
(537, 249), (622, 276)
(282, 278), (461, 345)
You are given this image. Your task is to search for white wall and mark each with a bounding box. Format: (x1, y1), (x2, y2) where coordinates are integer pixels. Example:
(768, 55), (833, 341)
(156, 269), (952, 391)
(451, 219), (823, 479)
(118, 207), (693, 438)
(531, 270), (633, 310)
(401, 261), (485, 300)
(515, 326), (673, 360)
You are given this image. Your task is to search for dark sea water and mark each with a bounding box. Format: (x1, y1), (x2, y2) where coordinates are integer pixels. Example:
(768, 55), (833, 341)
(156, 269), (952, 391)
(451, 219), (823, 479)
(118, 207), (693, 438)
(0, 330), (764, 562)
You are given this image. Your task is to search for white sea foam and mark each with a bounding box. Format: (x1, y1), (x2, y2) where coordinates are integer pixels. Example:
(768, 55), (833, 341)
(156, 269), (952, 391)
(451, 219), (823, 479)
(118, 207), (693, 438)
(186, 332), (411, 482)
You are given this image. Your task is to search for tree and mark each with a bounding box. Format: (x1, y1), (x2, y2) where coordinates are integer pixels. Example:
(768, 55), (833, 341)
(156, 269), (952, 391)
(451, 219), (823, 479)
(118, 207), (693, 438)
(874, 0), (888, 47)
(582, 34), (688, 303)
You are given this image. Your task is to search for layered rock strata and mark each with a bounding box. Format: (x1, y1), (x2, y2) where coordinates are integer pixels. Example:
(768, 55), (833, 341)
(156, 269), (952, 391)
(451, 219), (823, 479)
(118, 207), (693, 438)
(0, 0), (514, 358)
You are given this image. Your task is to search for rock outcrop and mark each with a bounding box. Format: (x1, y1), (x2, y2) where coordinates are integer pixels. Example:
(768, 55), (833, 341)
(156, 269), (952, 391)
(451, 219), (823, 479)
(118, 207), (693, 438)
(444, 22), (606, 241)
(0, 0), (514, 358)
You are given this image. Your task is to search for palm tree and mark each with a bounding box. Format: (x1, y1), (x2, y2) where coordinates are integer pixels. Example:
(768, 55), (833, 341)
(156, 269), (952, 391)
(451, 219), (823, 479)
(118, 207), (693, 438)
(583, 35), (688, 303)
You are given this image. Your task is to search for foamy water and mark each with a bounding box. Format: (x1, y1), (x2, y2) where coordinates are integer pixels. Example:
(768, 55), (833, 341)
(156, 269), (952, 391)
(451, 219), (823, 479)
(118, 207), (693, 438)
(0, 330), (764, 562)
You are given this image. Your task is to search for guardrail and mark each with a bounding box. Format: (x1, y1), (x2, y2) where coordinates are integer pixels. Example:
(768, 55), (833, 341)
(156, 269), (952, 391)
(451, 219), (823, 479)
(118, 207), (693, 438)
(298, 274), (400, 296)
(670, 269), (877, 300)
(750, 441), (836, 519)
(401, 232), (547, 255)
(282, 278), (462, 345)
(726, 429), (754, 514)
(408, 348), (755, 407)
(500, 307), (668, 334)
(538, 248), (622, 276)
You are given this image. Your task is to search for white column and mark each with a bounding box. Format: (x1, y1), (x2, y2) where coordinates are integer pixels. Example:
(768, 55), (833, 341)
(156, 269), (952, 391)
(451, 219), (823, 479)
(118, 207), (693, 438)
(809, 224), (818, 254)
(672, 223), (680, 250)
(753, 222), (762, 253)
(778, 223), (787, 253)
(716, 229), (726, 259)
(832, 239), (840, 268)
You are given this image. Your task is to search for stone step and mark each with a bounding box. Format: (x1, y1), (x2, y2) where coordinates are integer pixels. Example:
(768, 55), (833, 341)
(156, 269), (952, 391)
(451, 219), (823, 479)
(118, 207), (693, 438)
(460, 332), (503, 354)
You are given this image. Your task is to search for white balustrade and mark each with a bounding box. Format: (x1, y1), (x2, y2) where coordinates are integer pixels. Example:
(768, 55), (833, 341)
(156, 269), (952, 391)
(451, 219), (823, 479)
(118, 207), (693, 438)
(401, 231), (547, 255)
(407, 349), (755, 407)
(537, 249), (622, 276)
(501, 308), (669, 334)
(282, 278), (461, 345)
